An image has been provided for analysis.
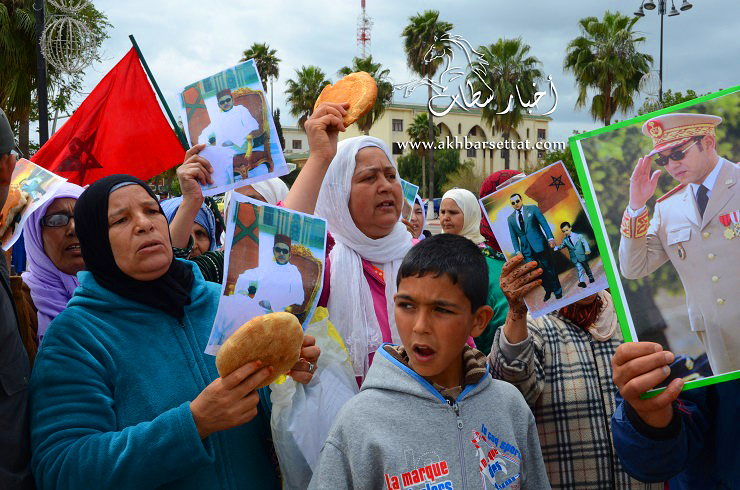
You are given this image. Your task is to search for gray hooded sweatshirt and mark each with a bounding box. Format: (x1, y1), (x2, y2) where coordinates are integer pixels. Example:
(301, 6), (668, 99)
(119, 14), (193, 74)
(309, 345), (550, 490)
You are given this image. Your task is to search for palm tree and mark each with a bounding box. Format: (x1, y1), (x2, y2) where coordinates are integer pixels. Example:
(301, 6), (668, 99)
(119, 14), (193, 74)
(0, 0), (37, 156)
(564, 11), (653, 126)
(338, 55), (393, 135)
(407, 112), (440, 197)
(285, 66), (330, 131)
(240, 42), (281, 110)
(402, 10), (453, 198)
(468, 38), (543, 170)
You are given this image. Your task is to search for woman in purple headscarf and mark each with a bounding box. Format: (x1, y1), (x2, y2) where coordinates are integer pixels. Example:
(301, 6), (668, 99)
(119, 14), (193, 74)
(22, 182), (85, 339)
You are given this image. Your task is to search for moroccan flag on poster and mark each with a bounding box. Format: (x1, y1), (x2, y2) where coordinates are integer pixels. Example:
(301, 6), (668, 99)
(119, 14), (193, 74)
(31, 48), (185, 185)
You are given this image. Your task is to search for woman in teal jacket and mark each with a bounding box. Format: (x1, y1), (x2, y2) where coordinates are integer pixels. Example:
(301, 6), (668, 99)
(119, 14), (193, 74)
(29, 175), (319, 489)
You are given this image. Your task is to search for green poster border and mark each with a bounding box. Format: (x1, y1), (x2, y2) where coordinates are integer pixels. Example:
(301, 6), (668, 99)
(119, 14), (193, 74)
(568, 83), (740, 397)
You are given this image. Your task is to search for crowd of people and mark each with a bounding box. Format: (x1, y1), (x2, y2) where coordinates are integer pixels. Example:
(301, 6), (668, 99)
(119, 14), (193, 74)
(1, 101), (736, 489)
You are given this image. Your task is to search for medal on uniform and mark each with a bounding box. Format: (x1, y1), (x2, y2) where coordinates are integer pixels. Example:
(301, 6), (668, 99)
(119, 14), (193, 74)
(677, 243), (686, 260)
(719, 211), (740, 240)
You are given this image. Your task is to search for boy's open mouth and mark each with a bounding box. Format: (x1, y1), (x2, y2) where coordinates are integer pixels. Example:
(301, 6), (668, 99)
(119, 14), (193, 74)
(412, 344), (436, 361)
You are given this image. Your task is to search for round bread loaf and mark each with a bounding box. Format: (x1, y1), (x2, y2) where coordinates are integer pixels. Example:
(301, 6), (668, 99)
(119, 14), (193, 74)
(0, 185), (28, 239)
(313, 71), (378, 126)
(215, 311), (303, 388)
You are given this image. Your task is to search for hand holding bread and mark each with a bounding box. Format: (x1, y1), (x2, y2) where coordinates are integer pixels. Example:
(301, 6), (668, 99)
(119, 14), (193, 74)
(189, 360), (274, 439)
(305, 102), (348, 165)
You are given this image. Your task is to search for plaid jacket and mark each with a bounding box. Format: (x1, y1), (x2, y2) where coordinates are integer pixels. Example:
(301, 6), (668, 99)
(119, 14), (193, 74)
(490, 313), (662, 490)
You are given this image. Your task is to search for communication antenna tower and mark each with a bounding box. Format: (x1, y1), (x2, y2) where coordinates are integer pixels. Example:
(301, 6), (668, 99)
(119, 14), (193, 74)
(357, 0), (372, 58)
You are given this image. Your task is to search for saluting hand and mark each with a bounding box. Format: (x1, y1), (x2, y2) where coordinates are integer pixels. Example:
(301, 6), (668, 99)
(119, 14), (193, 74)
(629, 154), (662, 211)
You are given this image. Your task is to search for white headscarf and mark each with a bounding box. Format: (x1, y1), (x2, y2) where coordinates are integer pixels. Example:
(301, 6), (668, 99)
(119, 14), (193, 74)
(413, 194), (426, 240)
(441, 188), (486, 245)
(251, 178), (289, 204)
(315, 136), (413, 378)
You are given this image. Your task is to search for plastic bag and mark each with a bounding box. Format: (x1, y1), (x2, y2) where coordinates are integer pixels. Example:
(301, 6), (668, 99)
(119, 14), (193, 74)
(270, 307), (359, 489)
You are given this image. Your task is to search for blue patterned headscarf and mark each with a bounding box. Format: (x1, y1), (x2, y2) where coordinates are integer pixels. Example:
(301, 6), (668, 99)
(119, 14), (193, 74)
(160, 197), (217, 251)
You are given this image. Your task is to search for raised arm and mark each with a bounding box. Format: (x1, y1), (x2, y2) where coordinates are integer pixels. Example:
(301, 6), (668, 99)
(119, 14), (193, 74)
(282, 102), (348, 214)
(489, 254), (546, 405)
(169, 144), (214, 249)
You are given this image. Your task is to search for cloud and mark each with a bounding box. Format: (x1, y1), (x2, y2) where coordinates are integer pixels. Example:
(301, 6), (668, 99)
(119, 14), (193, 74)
(59, 0), (739, 146)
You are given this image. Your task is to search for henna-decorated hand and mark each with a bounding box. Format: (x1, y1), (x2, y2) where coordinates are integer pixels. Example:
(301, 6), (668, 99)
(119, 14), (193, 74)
(500, 254), (543, 312)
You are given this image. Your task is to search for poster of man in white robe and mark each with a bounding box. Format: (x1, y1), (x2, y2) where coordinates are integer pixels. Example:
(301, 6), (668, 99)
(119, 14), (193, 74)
(206, 194), (327, 355)
(178, 60), (289, 196)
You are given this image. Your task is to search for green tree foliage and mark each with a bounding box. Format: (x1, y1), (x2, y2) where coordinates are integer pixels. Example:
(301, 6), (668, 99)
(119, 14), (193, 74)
(285, 65), (329, 131)
(272, 108), (286, 150)
(397, 148), (461, 196)
(240, 42), (280, 91)
(240, 42), (280, 111)
(0, 0), (110, 155)
(402, 10), (453, 203)
(564, 11), (653, 126)
(406, 112), (439, 197)
(468, 38), (543, 170)
(338, 56), (393, 135)
(442, 160), (483, 194)
(637, 89), (707, 116)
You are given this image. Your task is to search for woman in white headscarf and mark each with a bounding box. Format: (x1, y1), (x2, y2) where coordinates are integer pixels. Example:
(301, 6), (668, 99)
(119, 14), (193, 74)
(440, 188), (509, 355)
(283, 102), (420, 380)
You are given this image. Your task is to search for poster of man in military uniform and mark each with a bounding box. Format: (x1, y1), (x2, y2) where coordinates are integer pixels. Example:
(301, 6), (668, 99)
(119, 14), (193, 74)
(574, 89), (740, 385)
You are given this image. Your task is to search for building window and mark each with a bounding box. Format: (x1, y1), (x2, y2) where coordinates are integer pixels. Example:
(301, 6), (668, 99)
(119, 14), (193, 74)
(538, 150), (545, 160)
(392, 142), (403, 155)
(538, 129), (546, 140)
(501, 149), (509, 159)
(292, 140), (302, 150)
(527, 128), (530, 138)
(467, 148), (477, 158)
(469, 126), (476, 136)
(392, 119), (403, 132)
(458, 123), (462, 134)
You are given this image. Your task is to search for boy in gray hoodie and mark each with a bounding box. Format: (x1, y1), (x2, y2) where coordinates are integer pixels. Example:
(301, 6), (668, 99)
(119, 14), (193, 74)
(309, 234), (549, 490)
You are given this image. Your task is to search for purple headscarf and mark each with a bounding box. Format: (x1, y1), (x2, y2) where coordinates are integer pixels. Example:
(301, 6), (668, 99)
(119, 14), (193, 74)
(22, 182), (85, 337)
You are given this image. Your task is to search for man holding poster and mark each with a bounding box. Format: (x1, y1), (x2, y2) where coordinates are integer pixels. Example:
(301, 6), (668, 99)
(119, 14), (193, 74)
(620, 113), (740, 375)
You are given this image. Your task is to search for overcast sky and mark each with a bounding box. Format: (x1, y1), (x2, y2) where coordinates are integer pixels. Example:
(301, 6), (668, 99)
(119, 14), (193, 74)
(59, 0), (740, 145)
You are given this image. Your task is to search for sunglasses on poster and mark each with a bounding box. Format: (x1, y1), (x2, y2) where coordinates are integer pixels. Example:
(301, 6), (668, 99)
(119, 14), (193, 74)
(510, 198), (521, 205)
(654, 138), (701, 167)
(41, 212), (74, 227)
(274, 246), (290, 254)
(218, 97), (233, 106)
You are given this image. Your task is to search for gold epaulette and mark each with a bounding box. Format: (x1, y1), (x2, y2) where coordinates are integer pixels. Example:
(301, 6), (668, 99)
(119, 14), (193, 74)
(656, 184), (686, 203)
(621, 208), (650, 239)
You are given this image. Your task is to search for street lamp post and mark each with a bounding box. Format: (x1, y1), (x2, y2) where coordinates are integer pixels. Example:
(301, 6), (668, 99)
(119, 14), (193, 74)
(634, 0), (693, 105)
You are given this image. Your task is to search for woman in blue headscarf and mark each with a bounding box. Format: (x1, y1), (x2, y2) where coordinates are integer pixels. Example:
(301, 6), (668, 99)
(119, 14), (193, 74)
(160, 197), (217, 258)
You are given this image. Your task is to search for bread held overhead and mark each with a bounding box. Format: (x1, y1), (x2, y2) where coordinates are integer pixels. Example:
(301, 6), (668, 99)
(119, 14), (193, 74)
(0, 185), (28, 239)
(215, 311), (304, 388)
(313, 71), (378, 127)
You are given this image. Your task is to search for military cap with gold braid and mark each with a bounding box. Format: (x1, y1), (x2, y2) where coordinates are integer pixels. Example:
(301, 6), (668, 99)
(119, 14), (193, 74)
(621, 113), (722, 239)
(643, 112), (722, 156)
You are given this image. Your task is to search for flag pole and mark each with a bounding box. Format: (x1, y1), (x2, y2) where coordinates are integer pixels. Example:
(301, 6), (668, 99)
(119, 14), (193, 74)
(128, 35), (226, 232)
(129, 34), (188, 150)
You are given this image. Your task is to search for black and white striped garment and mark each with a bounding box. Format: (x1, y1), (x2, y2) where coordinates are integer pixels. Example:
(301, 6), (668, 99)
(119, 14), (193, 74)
(490, 313), (661, 489)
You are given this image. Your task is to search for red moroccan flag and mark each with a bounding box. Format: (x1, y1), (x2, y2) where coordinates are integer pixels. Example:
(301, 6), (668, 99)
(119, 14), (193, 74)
(32, 48), (185, 185)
